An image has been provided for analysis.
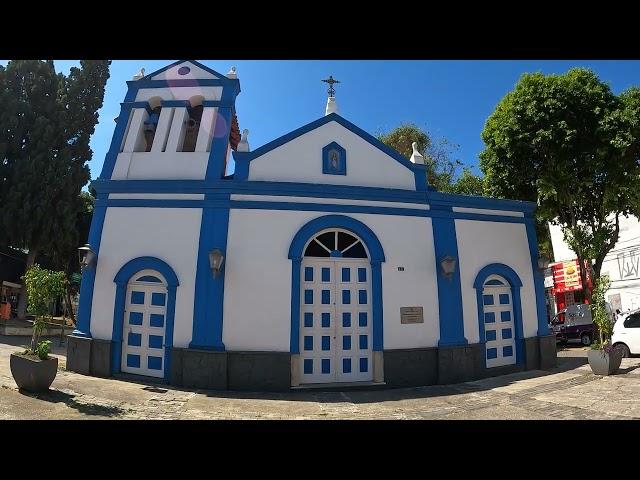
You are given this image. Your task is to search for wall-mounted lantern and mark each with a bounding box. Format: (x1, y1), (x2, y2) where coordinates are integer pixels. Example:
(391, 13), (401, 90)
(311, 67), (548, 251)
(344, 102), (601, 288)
(209, 249), (225, 278)
(440, 255), (457, 280)
(78, 244), (97, 271)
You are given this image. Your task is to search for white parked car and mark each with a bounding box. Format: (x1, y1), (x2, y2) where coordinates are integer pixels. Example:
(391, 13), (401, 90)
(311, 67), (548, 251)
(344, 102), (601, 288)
(612, 310), (640, 357)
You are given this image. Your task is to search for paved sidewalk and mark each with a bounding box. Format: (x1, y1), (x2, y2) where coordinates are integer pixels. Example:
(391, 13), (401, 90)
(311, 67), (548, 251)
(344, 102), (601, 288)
(1, 336), (639, 420)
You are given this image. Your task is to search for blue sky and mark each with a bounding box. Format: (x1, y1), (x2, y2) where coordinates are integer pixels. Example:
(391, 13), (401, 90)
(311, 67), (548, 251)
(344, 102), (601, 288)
(2, 60), (640, 181)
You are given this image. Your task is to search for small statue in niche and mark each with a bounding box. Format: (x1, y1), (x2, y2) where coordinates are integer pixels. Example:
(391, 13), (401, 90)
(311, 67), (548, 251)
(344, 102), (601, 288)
(329, 149), (340, 170)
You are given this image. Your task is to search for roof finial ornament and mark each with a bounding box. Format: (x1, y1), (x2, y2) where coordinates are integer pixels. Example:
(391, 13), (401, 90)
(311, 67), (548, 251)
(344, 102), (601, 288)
(133, 68), (145, 81)
(237, 129), (250, 152)
(322, 75), (340, 97)
(322, 75), (340, 116)
(227, 66), (238, 79)
(409, 141), (425, 165)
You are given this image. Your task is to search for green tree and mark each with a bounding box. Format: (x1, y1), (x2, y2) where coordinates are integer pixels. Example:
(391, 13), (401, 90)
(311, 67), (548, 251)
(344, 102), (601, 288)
(23, 264), (67, 354)
(377, 123), (463, 191)
(0, 60), (110, 318)
(446, 167), (486, 196)
(480, 68), (640, 301)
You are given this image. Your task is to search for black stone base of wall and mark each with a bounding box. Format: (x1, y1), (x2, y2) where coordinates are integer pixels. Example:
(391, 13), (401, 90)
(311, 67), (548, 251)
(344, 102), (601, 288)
(66, 335), (112, 378)
(383, 334), (557, 388)
(67, 334), (557, 392)
(171, 349), (291, 392)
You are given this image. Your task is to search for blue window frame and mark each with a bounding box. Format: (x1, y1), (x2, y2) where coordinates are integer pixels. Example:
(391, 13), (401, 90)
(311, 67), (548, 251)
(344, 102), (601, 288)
(342, 268), (350, 282)
(342, 290), (351, 304)
(131, 291), (145, 305)
(322, 267), (330, 282)
(151, 292), (166, 306)
(321, 312), (330, 328)
(358, 268), (367, 282)
(150, 314), (164, 327)
(321, 359), (331, 374)
(343, 358), (351, 373)
(322, 290), (331, 304)
(304, 267), (313, 281)
(304, 312), (313, 328)
(358, 290), (367, 304)
(129, 312), (143, 325)
(342, 312), (351, 327)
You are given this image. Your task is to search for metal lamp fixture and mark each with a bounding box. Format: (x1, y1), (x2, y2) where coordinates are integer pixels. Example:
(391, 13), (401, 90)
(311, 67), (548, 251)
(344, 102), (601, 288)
(209, 249), (225, 277)
(78, 244), (97, 271)
(440, 255), (457, 279)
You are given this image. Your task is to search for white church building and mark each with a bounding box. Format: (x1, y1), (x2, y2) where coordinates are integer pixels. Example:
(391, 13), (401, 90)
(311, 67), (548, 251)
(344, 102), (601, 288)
(67, 60), (556, 391)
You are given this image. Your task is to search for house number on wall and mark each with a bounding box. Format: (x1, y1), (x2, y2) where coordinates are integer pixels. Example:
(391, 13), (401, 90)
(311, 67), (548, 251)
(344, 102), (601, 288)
(400, 306), (424, 324)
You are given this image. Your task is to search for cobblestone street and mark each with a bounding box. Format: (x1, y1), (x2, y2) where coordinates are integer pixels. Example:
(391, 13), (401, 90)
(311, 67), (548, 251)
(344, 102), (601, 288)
(1, 336), (639, 420)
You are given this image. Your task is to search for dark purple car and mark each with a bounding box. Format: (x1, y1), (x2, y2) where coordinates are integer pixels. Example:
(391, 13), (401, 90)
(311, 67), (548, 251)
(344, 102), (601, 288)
(550, 304), (594, 346)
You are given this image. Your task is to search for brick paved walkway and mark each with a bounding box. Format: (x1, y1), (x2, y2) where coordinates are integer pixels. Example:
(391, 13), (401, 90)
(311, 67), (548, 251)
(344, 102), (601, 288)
(1, 336), (639, 420)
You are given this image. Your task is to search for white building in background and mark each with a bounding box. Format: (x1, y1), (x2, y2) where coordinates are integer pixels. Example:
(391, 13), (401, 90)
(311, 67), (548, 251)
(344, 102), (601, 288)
(549, 214), (640, 313)
(66, 60), (556, 391)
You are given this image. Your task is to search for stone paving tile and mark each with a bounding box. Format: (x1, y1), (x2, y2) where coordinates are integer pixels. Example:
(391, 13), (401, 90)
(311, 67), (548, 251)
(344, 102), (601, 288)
(2, 336), (640, 420)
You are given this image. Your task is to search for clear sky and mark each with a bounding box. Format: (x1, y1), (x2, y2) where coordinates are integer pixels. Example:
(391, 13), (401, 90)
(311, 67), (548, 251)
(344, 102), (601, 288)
(2, 60), (640, 181)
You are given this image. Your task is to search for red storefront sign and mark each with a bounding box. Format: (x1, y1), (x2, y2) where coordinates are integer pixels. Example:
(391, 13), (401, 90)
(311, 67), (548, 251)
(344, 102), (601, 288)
(553, 260), (581, 293)
(551, 259), (592, 294)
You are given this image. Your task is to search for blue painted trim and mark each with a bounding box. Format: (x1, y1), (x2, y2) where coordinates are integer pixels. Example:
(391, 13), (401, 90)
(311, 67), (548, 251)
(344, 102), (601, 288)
(290, 259), (301, 354)
(235, 112), (429, 186)
(139, 60), (232, 83)
(91, 178), (534, 214)
(72, 194), (108, 338)
(288, 215), (385, 262)
(124, 101), (153, 115)
(413, 164), (428, 192)
(98, 102), (137, 180)
(322, 142), (347, 176)
(288, 215), (385, 354)
(97, 197), (531, 225)
(113, 257), (179, 286)
(433, 216), (467, 347)
(525, 218), (550, 336)
(111, 256), (179, 381)
(473, 263), (525, 366)
(429, 191), (536, 213)
(232, 152), (250, 181)
(205, 84), (237, 181)
(189, 197), (230, 351)
(235, 200), (427, 217)
(129, 79), (238, 90)
(371, 262), (383, 351)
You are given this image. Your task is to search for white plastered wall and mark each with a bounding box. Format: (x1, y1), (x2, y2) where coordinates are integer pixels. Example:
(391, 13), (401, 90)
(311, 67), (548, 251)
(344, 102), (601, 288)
(90, 207), (202, 348)
(223, 208), (439, 351)
(247, 121), (416, 190)
(455, 220), (538, 343)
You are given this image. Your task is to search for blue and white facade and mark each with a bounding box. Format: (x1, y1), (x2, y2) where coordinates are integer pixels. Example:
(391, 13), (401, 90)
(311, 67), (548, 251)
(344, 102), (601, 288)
(67, 61), (556, 391)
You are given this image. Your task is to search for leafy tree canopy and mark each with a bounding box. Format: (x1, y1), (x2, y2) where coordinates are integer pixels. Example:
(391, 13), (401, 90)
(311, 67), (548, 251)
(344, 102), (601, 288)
(0, 60), (110, 317)
(377, 123), (485, 194)
(480, 68), (640, 294)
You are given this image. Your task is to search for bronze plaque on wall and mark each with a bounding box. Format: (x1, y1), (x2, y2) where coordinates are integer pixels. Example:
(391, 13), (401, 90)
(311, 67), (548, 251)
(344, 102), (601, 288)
(400, 306), (424, 324)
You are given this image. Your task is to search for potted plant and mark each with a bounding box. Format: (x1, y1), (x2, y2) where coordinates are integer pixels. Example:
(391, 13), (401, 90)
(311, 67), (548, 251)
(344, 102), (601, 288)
(587, 275), (623, 375)
(10, 265), (67, 392)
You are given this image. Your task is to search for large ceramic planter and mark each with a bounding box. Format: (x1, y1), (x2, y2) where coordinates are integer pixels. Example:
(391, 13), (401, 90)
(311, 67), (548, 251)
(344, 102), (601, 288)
(587, 348), (623, 376)
(10, 353), (58, 392)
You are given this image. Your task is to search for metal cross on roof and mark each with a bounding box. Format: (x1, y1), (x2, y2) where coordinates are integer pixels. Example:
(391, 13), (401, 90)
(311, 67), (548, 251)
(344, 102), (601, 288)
(322, 75), (341, 97)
